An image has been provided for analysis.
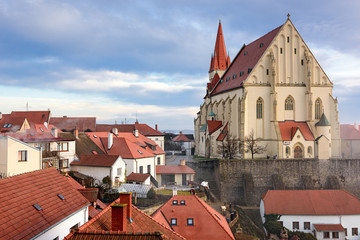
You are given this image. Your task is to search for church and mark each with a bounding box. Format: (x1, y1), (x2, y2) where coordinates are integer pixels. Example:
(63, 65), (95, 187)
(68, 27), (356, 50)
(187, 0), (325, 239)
(194, 16), (341, 159)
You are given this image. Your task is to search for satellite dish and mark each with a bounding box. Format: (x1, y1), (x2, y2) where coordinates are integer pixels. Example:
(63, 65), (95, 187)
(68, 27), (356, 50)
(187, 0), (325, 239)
(44, 122), (48, 129)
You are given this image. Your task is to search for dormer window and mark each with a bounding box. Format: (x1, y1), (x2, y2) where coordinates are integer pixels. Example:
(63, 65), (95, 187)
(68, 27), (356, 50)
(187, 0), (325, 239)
(180, 200), (185, 205)
(3, 124), (8, 128)
(173, 200), (178, 205)
(240, 72), (244, 77)
(233, 74), (236, 79)
(226, 77), (230, 82)
(259, 43), (264, 48)
(244, 51), (248, 56)
(248, 68), (252, 74)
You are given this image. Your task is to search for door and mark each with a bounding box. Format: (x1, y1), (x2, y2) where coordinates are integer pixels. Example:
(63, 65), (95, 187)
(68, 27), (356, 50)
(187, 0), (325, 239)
(294, 146), (303, 158)
(182, 174), (187, 185)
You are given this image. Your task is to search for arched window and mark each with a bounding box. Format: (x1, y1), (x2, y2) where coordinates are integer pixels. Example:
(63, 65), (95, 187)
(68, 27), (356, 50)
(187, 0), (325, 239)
(285, 96), (294, 110)
(256, 98), (263, 119)
(315, 98), (322, 120)
(286, 146), (290, 155)
(307, 146), (312, 154)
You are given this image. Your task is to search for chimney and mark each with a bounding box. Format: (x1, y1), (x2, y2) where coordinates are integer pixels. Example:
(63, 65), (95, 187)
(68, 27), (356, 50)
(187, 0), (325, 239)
(74, 127), (79, 139)
(180, 131), (183, 135)
(119, 192), (132, 220)
(111, 203), (128, 232)
(134, 129), (139, 138)
(108, 133), (113, 149)
(155, 124), (158, 131)
(51, 128), (58, 138)
(355, 122), (359, 131)
(112, 128), (118, 136)
(180, 159), (186, 166)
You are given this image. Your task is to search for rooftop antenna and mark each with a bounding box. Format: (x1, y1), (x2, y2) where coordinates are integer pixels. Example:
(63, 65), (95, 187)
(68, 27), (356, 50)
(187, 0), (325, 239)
(136, 111), (138, 123)
(115, 120), (117, 124)
(26, 102), (29, 111)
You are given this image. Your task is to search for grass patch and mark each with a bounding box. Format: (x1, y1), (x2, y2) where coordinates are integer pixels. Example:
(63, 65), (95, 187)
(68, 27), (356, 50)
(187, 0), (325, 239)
(193, 155), (218, 161)
(157, 189), (192, 195)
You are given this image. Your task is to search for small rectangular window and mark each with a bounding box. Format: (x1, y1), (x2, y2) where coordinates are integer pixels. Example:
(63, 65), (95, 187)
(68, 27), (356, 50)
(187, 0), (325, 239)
(117, 167), (122, 176)
(157, 157), (161, 165)
(294, 48), (297, 54)
(147, 165), (151, 174)
(226, 77), (230, 81)
(287, 36), (290, 43)
(280, 48), (283, 54)
(173, 200), (178, 205)
(171, 218), (177, 226)
(352, 228), (358, 236)
(266, 69), (269, 75)
(332, 232), (339, 239)
(240, 72), (244, 77)
(323, 232), (330, 238)
(301, 59), (304, 65)
(259, 43), (264, 48)
(244, 51), (248, 56)
(248, 68), (252, 74)
(345, 228), (347, 236)
(139, 166), (143, 174)
(180, 200), (185, 205)
(304, 222), (310, 230)
(18, 150), (27, 162)
(233, 74), (236, 79)
(59, 159), (69, 169)
(292, 221), (299, 230)
(187, 218), (194, 226)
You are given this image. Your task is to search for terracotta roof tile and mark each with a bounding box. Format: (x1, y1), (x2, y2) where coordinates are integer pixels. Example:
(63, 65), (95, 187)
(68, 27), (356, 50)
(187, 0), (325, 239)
(71, 154), (120, 167)
(0, 168), (90, 239)
(278, 121), (315, 141)
(65, 231), (165, 240)
(78, 188), (99, 202)
(217, 122), (228, 141)
(209, 21), (231, 72)
(51, 117), (96, 132)
(207, 120), (223, 135)
(64, 175), (85, 189)
(152, 195), (235, 240)
(314, 224), (345, 231)
(156, 165), (195, 174)
(172, 133), (191, 142)
(340, 124), (360, 140)
(96, 123), (163, 136)
(127, 173), (151, 182)
(89, 205), (100, 219)
(211, 25), (282, 96)
(262, 190), (360, 215)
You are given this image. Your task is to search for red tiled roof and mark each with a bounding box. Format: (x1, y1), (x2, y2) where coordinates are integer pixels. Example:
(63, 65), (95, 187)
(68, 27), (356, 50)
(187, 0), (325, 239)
(135, 122), (163, 136)
(207, 73), (221, 93)
(2, 131), (74, 143)
(51, 117), (96, 132)
(340, 124), (360, 140)
(278, 121), (315, 141)
(262, 190), (360, 215)
(207, 120), (223, 135)
(65, 231), (165, 240)
(209, 21), (231, 73)
(87, 132), (164, 159)
(0, 111), (51, 133)
(152, 195), (235, 240)
(73, 198), (185, 240)
(0, 168), (89, 240)
(96, 123), (163, 136)
(71, 155), (120, 167)
(127, 173), (151, 182)
(156, 165), (195, 174)
(211, 25), (282, 96)
(172, 132), (191, 142)
(78, 188), (99, 203)
(314, 224), (345, 231)
(89, 205), (100, 219)
(217, 122), (228, 141)
(96, 199), (108, 210)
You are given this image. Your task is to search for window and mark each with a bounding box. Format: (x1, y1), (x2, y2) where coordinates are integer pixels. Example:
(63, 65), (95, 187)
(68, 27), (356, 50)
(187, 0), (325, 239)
(248, 68), (252, 74)
(286, 146), (290, 155)
(352, 228), (358, 236)
(171, 218), (177, 226)
(18, 150), (27, 162)
(307, 146), (312, 154)
(287, 36), (290, 43)
(70, 223), (79, 232)
(157, 157), (161, 165)
(294, 48), (297, 54)
(292, 221), (299, 230)
(345, 228), (347, 236)
(323, 232), (330, 238)
(173, 200), (178, 205)
(244, 51), (248, 56)
(256, 98), (263, 119)
(280, 48), (283, 54)
(139, 166), (143, 174)
(180, 200), (185, 205)
(33, 204), (42, 211)
(301, 59), (304, 65)
(58, 142), (69, 152)
(226, 77), (230, 81)
(233, 74), (236, 79)
(57, 194), (65, 200)
(266, 69), (269, 75)
(240, 72), (244, 77)
(147, 165), (151, 174)
(304, 222), (310, 230)
(187, 218), (194, 226)
(259, 43), (264, 48)
(59, 159), (69, 169)
(117, 168), (122, 176)
(333, 232), (339, 239)
(315, 98), (322, 120)
(285, 96), (294, 110)
(41, 143), (50, 152)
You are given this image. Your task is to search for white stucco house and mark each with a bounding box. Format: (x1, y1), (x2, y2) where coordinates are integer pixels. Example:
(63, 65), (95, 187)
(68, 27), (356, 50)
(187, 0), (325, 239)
(70, 154), (126, 186)
(260, 190), (360, 240)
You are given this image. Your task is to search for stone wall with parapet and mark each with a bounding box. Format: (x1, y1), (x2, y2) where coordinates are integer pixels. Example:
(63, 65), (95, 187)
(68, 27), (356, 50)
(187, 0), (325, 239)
(188, 158), (360, 205)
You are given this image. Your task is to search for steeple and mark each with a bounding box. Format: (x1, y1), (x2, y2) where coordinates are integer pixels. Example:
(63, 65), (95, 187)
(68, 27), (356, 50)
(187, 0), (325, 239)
(209, 20), (230, 75)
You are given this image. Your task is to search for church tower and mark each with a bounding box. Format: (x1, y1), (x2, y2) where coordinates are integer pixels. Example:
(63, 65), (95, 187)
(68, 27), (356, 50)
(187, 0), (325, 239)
(209, 20), (230, 82)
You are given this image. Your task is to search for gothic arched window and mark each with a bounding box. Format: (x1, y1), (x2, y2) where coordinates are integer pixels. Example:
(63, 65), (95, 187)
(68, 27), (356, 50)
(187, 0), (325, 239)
(315, 98), (322, 120)
(256, 98), (263, 119)
(285, 96), (294, 110)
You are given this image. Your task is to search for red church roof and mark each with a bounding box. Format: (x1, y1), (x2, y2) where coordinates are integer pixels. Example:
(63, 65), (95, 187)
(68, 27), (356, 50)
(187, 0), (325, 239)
(211, 25), (282, 96)
(152, 195), (235, 240)
(207, 120), (223, 135)
(0, 168), (89, 240)
(217, 122), (228, 141)
(209, 20), (231, 73)
(278, 121), (315, 141)
(262, 190), (360, 215)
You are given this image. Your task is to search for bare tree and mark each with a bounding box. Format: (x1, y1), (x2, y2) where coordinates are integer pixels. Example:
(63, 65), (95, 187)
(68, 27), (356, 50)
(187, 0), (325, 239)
(217, 133), (243, 159)
(244, 129), (267, 159)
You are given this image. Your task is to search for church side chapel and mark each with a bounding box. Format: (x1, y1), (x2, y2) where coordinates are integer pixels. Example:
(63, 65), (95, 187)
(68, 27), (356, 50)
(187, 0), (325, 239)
(194, 15), (341, 159)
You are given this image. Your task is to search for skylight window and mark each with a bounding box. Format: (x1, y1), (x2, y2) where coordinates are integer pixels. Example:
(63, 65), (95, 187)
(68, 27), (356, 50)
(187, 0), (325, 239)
(33, 204), (42, 211)
(138, 150), (143, 154)
(244, 51), (248, 56)
(226, 77), (230, 82)
(171, 218), (177, 226)
(173, 200), (178, 205)
(93, 135), (97, 138)
(180, 200), (185, 205)
(187, 218), (194, 226)
(233, 74), (236, 79)
(248, 68), (252, 74)
(240, 72), (244, 77)
(39, 127), (44, 132)
(3, 124), (8, 128)
(8, 124), (12, 128)
(259, 43), (264, 48)
(57, 194), (65, 200)
(220, 79), (223, 83)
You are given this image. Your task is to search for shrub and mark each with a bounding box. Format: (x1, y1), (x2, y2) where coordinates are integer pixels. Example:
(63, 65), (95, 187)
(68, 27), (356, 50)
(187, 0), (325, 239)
(264, 220), (282, 235)
(147, 187), (156, 199)
(288, 231), (317, 240)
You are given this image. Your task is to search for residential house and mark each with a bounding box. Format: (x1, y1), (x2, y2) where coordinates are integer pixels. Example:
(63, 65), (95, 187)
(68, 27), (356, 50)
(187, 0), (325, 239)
(151, 195), (235, 240)
(0, 135), (42, 177)
(172, 132), (193, 156)
(340, 123), (360, 158)
(260, 190), (360, 240)
(64, 193), (185, 240)
(96, 122), (165, 162)
(51, 116), (96, 132)
(156, 161), (195, 186)
(70, 154), (126, 186)
(314, 224), (346, 240)
(85, 131), (165, 179)
(194, 17), (341, 159)
(126, 172), (151, 185)
(0, 168), (90, 240)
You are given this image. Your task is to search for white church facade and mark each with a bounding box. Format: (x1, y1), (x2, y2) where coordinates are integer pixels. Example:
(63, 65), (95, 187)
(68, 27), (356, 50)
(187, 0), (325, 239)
(194, 16), (341, 159)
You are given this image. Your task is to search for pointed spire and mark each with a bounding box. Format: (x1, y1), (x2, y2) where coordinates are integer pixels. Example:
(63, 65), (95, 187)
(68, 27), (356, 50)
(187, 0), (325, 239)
(316, 113), (331, 126)
(209, 20), (230, 73)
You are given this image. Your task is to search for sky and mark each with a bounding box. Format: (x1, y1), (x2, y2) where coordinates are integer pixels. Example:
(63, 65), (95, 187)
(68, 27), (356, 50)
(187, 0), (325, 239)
(0, 0), (360, 131)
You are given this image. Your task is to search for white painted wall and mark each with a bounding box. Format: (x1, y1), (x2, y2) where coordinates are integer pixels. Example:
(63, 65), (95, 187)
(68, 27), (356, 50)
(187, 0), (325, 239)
(124, 156), (156, 178)
(34, 206), (88, 240)
(148, 136), (165, 150)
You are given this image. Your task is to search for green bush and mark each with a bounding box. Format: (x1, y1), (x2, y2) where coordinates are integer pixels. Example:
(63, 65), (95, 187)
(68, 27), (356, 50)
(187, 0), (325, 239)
(147, 188), (156, 199)
(264, 220), (282, 235)
(288, 231), (316, 240)
(102, 176), (111, 185)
